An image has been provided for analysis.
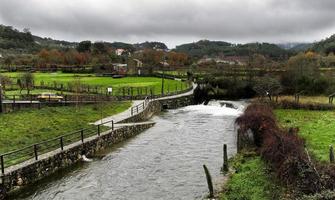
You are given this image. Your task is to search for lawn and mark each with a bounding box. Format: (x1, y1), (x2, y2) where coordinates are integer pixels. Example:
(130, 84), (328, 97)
(4, 89), (72, 96)
(0, 101), (131, 155)
(275, 109), (335, 162)
(220, 153), (284, 200)
(2, 72), (189, 95)
(277, 95), (329, 104)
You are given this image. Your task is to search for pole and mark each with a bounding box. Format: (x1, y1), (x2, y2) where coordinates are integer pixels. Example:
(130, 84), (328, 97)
(0, 84), (3, 113)
(161, 68), (165, 95)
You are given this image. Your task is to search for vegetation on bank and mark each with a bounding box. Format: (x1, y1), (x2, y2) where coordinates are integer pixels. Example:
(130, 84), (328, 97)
(234, 104), (335, 198)
(275, 109), (335, 162)
(0, 101), (131, 153)
(220, 153), (285, 200)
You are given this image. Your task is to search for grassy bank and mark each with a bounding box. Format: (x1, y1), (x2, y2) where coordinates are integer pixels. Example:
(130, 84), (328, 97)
(275, 109), (335, 162)
(277, 95), (329, 104)
(0, 101), (131, 153)
(220, 153), (285, 200)
(2, 72), (188, 95)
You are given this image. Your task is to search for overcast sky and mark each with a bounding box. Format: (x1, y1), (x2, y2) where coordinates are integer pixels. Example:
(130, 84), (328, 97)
(1, 0), (335, 48)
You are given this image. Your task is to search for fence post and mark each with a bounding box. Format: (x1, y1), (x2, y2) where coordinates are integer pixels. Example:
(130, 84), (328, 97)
(34, 144), (38, 160)
(1, 155), (4, 174)
(131, 107), (133, 116)
(203, 165), (214, 198)
(112, 120), (114, 130)
(81, 130), (84, 143)
(60, 137), (64, 150)
(97, 125), (100, 136)
(223, 144), (229, 172)
(330, 145), (334, 163)
(137, 105), (139, 113)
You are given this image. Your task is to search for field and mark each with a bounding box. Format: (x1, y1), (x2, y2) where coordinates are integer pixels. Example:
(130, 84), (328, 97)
(0, 101), (131, 154)
(220, 153), (284, 200)
(275, 109), (335, 162)
(1, 72), (189, 95)
(277, 95), (329, 104)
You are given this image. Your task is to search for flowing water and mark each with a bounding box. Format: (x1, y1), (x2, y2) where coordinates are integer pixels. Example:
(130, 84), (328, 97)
(14, 101), (245, 200)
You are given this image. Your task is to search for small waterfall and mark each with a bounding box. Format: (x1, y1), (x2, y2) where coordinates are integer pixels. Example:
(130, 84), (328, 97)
(180, 100), (245, 117)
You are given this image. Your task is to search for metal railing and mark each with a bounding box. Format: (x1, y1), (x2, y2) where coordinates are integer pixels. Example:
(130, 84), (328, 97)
(130, 96), (151, 116)
(0, 119), (115, 174)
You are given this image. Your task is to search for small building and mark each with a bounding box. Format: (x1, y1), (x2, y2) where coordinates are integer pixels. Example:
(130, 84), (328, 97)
(115, 49), (126, 56)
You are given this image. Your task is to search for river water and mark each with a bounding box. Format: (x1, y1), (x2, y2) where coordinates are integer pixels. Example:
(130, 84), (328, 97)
(14, 101), (244, 200)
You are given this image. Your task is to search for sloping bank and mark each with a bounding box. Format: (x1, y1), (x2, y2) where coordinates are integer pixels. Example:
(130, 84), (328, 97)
(0, 90), (195, 199)
(221, 103), (335, 199)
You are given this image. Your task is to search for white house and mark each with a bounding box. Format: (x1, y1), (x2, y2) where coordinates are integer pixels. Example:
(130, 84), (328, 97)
(115, 49), (126, 56)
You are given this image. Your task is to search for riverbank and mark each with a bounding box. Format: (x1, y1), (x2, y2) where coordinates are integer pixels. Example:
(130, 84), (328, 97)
(0, 101), (131, 153)
(219, 151), (286, 200)
(220, 103), (335, 200)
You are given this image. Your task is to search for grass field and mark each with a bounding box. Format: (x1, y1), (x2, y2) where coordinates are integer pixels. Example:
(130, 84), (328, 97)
(220, 153), (284, 200)
(4, 89), (72, 96)
(277, 95), (329, 104)
(275, 109), (335, 162)
(0, 101), (131, 154)
(2, 72), (189, 95)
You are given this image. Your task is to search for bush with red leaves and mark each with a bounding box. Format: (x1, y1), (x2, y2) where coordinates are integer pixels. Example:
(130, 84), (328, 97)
(236, 103), (325, 194)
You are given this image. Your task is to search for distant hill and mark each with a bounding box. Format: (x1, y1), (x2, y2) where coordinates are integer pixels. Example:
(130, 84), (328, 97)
(277, 42), (312, 52)
(175, 40), (291, 61)
(0, 25), (38, 53)
(311, 34), (335, 54)
(133, 41), (168, 50)
(0, 24), (169, 55)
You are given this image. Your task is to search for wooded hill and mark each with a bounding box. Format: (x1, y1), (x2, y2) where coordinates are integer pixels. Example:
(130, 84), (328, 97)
(174, 40), (293, 61)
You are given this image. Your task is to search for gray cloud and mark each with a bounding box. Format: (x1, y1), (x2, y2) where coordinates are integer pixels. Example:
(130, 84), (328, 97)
(0, 0), (335, 48)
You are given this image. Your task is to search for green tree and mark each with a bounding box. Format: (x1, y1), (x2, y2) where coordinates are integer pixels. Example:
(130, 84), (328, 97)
(77, 41), (92, 53)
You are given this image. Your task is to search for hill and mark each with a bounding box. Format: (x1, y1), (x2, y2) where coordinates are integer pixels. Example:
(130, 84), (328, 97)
(0, 24), (169, 55)
(174, 40), (291, 61)
(311, 34), (335, 54)
(277, 42), (312, 52)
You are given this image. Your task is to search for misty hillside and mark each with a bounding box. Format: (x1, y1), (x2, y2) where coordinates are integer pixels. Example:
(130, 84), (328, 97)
(277, 42), (312, 51)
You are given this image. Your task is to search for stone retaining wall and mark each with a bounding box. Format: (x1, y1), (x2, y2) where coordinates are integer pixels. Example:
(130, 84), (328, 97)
(0, 89), (195, 198)
(1, 123), (154, 196)
(118, 92), (195, 124)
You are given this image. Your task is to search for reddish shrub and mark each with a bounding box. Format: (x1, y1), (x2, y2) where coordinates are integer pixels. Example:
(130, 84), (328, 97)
(236, 103), (324, 194)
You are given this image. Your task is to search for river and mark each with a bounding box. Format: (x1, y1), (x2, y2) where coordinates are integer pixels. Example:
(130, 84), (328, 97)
(14, 100), (244, 200)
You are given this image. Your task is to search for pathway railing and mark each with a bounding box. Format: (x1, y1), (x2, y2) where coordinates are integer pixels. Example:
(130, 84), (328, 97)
(0, 119), (115, 174)
(130, 96), (151, 116)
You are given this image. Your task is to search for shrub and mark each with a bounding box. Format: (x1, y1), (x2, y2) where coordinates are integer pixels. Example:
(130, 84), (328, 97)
(236, 104), (324, 194)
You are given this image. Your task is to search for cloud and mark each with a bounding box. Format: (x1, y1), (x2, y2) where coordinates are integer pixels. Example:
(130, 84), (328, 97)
(0, 0), (335, 48)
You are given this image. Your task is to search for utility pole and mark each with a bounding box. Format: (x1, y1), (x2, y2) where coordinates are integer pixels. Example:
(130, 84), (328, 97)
(0, 83), (3, 113)
(161, 56), (167, 95)
(161, 68), (165, 95)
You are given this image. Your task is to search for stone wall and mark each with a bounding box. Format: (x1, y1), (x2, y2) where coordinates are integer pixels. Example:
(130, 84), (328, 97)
(0, 89), (195, 198)
(118, 93), (195, 124)
(1, 123), (154, 197)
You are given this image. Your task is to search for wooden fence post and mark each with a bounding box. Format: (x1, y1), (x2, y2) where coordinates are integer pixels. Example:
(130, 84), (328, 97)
(330, 145), (334, 163)
(0, 155), (4, 174)
(203, 165), (214, 198)
(223, 144), (229, 172)
(34, 144), (38, 160)
(60, 137), (64, 150)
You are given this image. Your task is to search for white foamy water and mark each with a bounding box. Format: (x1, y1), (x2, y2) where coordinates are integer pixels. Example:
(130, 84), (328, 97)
(180, 100), (245, 116)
